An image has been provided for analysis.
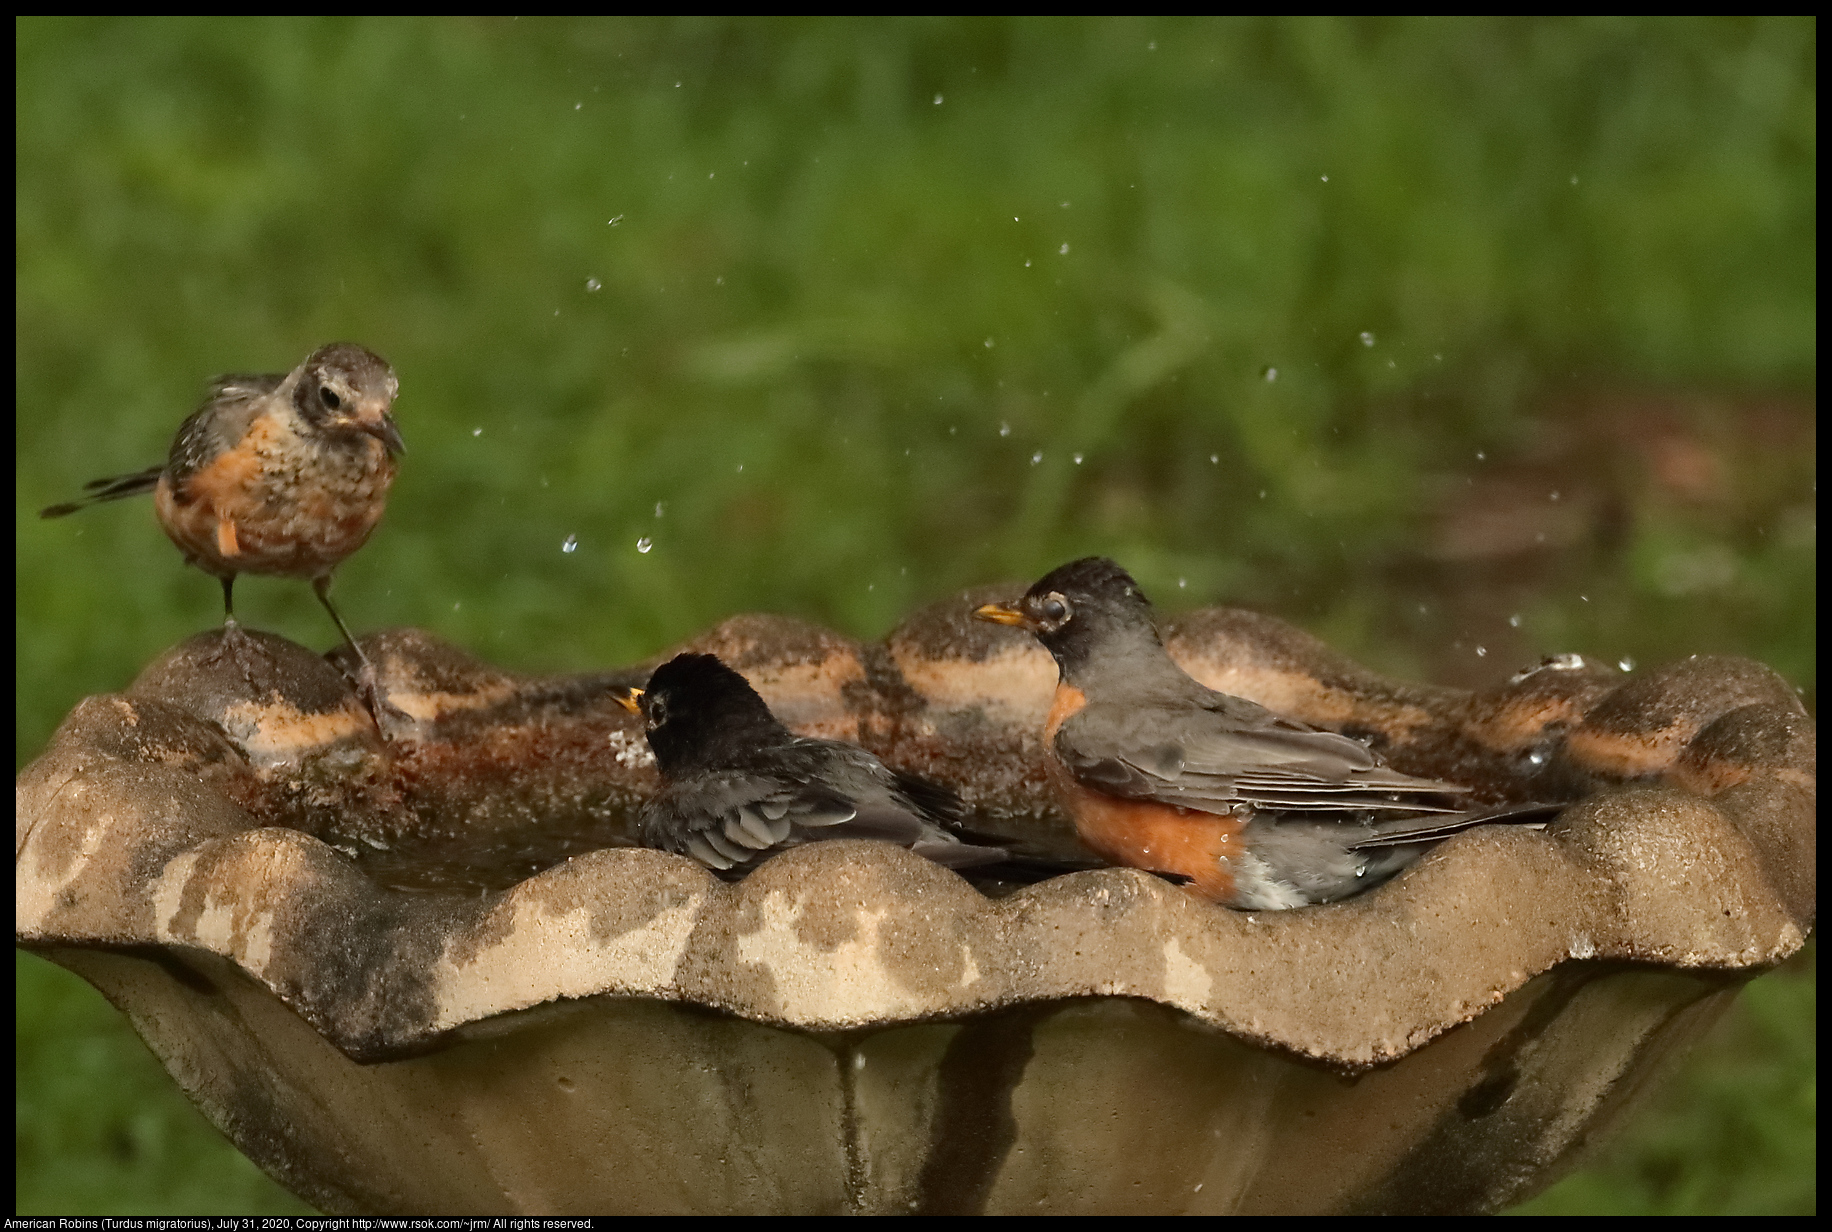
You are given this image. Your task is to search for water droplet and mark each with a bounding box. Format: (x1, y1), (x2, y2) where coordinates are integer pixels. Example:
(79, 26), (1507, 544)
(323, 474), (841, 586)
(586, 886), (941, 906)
(1549, 490), (1561, 502)
(1359, 331), (1375, 347)
(1177, 577), (1187, 589)
(472, 427), (483, 437)
(1386, 359), (1396, 369)
(1508, 614), (1522, 627)
(735, 463), (744, 473)
(654, 502), (666, 518)
(561, 535), (578, 554)
(1417, 603), (1429, 615)
(573, 102), (582, 111)
(1476, 450), (1486, 461)
(999, 422), (1011, 437)
(1434, 353), (1443, 362)
(636, 537), (653, 554)
(607, 215), (624, 226)
(1059, 243), (1070, 255)
(453, 601), (462, 611)
(585, 277), (602, 292)
(1262, 366), (1278, 382)
(1579, 594), (1590, 602)
(1570, 175), (1579, 186)
(1618, 657), (1636, 672)
(984, 337), (994, 348)
(1073, 452), (1084, 464)
(1258, 489), (1267, 499)
(933, 93), (943, 105)
(1528, 750), (1546, 766)
(1476, 645), (1488, 657)
(1320, 174), (1329, 182)
(1209, 453), (1219, 464)
(1030, 451), (1043, 465)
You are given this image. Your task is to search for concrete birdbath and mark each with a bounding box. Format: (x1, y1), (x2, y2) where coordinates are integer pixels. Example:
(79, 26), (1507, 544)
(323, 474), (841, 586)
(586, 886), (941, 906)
(14, 589), (1814, 1214)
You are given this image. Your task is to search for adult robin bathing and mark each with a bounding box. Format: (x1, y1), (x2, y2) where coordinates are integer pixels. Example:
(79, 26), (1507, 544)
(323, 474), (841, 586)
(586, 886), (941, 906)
(973, 557), (1555, 909)
(40, 343), (404, 682)
(619, 652), (1005, 876)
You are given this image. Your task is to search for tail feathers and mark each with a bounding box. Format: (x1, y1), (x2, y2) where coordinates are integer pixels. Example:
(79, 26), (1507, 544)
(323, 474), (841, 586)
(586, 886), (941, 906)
(40, 466), (164, 517)
(1348, 801), (1563, 850)
(910, 839), (1009, 869)
(892, 769), (965, 826)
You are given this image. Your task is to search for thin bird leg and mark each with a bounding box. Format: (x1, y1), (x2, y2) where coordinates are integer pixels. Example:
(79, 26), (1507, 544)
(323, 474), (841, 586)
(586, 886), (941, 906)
(312, 574), (373, 671)
(204, 573), (266, 680)
(312, 574), (404, 735)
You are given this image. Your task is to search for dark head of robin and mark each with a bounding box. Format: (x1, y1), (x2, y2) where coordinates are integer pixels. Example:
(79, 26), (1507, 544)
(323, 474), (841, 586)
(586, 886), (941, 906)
(620, 653), (787, 776)
(292, 342), (406, 457)
(972, 556), (1160, 684)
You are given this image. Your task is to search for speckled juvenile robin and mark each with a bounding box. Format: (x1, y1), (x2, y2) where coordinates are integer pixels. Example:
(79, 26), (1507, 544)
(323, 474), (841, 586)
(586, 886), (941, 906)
(40, 343), (404, 681)
(973, 557), (1556, 909)
(619, 652), (1006, 876)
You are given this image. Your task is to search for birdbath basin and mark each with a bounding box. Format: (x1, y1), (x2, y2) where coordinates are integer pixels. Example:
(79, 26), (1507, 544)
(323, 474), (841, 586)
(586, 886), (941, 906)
(14, 589), (1814, 1214)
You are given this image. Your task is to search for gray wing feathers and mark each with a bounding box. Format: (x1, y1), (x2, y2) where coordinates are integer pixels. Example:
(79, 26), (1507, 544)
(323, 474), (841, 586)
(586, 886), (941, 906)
(1059, 707), (1474, 815)
(645, 764), (968, 872)
(643, 739), (1001, 874)
(645, 772), (862, 870)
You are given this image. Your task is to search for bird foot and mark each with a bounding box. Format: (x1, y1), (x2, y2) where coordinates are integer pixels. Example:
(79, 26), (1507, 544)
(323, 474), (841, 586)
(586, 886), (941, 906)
(344, 655), (414, 740)
(201, 621), (275, 690)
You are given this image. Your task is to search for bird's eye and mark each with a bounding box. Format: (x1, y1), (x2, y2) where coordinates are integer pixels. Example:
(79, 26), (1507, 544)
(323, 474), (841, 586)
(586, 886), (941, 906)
(1039, 593), (1071, 625)
(320, 387), (342, 410)
(646, 696), (668, 728)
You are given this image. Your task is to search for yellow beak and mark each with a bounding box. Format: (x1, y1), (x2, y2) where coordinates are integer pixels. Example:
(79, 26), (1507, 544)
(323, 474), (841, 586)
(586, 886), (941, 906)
(616, 687), (644, 715)
(973, 601), (1031, 628)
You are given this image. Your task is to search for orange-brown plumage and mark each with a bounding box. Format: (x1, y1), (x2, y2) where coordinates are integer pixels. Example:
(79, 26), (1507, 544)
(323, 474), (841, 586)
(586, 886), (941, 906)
(42, 343), (404, 707)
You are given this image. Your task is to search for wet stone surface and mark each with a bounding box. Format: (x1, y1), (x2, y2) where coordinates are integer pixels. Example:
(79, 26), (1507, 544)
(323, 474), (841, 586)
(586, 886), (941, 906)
(15, 585), (1813, 1065)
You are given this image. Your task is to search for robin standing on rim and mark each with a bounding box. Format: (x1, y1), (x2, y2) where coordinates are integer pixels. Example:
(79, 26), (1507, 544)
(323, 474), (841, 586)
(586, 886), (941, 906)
(973, 557), (1555, 909)
(619, 653), (1005, 876)
(40, 342), (404, 693)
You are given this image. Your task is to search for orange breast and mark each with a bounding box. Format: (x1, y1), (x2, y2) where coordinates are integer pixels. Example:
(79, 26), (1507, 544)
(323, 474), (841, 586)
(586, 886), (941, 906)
(1044, 682), (1241, 903)
(1060, 780), (1242, 904)
(152, 415), (395, 580)
(1044, 683), (1086, 743)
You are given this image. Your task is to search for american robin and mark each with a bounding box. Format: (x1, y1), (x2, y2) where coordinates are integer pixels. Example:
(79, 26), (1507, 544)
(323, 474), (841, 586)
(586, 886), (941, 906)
(973, 557), (1556, 909)
(619, 652), (1006, 875)
(40, 343), (404, 683)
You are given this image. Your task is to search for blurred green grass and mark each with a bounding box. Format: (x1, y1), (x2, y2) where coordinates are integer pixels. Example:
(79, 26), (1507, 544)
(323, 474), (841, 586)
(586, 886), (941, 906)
(15, 16), (1814, 1214)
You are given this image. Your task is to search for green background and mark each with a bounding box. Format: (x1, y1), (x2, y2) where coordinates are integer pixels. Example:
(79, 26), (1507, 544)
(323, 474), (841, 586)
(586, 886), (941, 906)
(16, 17), (1814, 1214)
